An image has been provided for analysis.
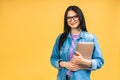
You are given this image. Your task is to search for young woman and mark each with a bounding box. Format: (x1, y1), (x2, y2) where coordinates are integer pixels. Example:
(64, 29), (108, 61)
(50, 5), (104, 80)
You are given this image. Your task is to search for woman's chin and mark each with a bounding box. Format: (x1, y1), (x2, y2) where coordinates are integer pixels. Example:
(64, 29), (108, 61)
(70, 26), (78, 29)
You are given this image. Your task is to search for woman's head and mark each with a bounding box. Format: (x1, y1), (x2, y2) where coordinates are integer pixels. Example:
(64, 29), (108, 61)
(67, 10), (80, 30)
(64, 5), (87, 33)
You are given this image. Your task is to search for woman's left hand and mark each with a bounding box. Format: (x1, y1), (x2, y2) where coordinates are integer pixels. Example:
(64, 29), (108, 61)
(71, 51), (92, 68)
(71, 51), (86, 65)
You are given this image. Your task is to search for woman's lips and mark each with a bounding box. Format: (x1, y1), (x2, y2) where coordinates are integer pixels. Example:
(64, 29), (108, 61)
(71, 22), (77, 26)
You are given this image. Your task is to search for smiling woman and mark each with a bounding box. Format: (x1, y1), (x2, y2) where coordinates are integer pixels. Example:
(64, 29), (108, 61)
(50, 5), (104, 80)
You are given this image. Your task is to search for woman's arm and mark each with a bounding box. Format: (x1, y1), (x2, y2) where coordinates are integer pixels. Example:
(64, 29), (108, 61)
(71, 35), (104, 70)
(50, 35), (62, 69)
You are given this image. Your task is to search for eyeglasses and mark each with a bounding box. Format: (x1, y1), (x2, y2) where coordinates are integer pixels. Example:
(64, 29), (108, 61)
(67, 15), (79, 22)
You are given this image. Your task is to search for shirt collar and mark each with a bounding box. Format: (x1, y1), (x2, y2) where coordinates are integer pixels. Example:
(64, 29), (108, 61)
(68, 31), (86, 39)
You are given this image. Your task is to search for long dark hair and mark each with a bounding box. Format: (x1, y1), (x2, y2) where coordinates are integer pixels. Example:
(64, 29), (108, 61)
(58, 5), (88, 50)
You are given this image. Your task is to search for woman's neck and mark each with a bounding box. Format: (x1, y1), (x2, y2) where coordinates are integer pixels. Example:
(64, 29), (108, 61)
(71, 28), (81, 35)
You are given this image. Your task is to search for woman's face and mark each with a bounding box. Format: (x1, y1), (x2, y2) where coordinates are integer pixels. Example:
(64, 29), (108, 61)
(67, 10), (80, 29)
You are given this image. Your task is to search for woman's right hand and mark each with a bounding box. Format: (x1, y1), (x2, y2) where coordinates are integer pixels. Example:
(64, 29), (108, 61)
(59, 61), (80, 71)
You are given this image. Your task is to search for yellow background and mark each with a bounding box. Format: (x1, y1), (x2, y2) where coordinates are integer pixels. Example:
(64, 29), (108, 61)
(0, 0), (120, 80)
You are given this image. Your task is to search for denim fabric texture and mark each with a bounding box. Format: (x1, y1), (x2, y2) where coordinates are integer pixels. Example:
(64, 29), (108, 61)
(50, 31), (104, 80)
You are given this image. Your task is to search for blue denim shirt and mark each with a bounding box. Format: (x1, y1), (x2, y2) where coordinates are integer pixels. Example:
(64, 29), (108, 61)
(50, 31), (104, 80)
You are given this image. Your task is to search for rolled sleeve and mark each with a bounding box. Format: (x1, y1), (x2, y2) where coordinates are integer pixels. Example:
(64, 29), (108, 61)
(51, 58), (63, 69)
(91, 59), (98, 70)
(88, 58), (104, 70)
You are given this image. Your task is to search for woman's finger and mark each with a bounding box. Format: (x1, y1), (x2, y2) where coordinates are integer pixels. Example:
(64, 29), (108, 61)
(75, 51), (82, 56)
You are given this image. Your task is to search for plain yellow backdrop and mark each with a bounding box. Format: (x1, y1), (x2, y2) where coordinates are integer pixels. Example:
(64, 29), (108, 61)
(0, 0), (120, 80)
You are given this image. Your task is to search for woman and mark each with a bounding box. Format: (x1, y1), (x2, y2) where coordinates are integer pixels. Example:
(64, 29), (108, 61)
(50, 5), (104, 80)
